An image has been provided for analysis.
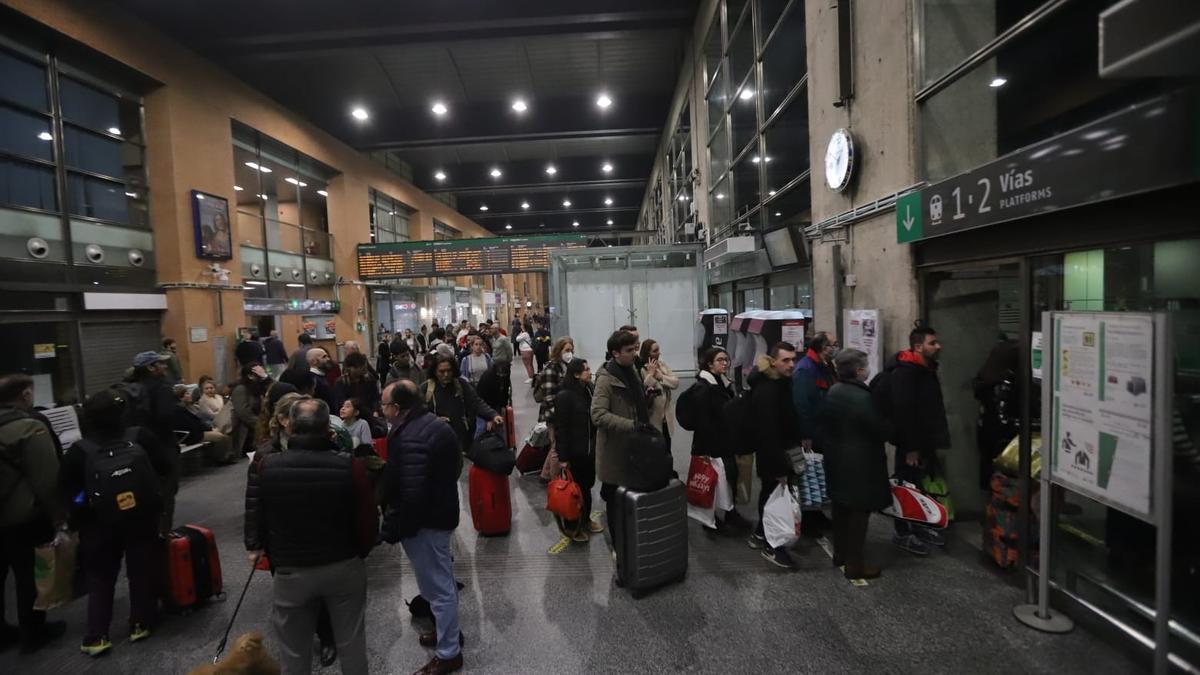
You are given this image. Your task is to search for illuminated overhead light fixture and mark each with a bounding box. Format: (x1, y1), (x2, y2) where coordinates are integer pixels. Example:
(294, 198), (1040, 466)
(234, 185), (244, 191)
(284, 177), (308, 186)
(431, 101), (448, 115)
(715, 193), (725, 200)
(604, 197), (613, 206)
(479, 204), (489, 212)
(677, 194), (687, 201)
(601, 162), (613, 173)
(739, 88), (755, 101)
(572, 221), (580, 228)
(244, 280), (267, 286)
(775, 212), (782, 217)
(316, 189), (328, 197)
(489, 167), (502, 178)
(511, 99), (527, 113)
(259, 193), (269, 200)
(107, 127), (121, 135)
(545, 164), (557, 176)
(562, 199), (572, 207)
(539, 223), (545, 228)
(244, 161), (272, 173)
(521, 201), (530, 210)
(606, 219), (614, 225)
(434, 170), (447, 181)
(752, 156), (761, 164)
(505, 224), (513, 230)
(351, 107), (369, 120)
(125, 191), (138, 198)
(285, 283), (305, 288)
(989, 77), (1007, 88)
(768, 190), (777, 196)
(595, 93), (613, 108)
(37, 131), (53, 141)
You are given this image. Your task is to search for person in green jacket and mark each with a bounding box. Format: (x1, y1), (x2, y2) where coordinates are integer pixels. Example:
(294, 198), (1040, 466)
(815, 348), (892, 580)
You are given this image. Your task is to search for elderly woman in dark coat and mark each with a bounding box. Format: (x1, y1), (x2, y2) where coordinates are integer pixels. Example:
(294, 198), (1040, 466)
(815, 348), (892, 580)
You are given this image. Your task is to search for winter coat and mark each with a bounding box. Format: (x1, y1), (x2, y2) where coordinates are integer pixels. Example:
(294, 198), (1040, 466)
(815, 381), (892, 511)
(591, 361), (649, 488)
(553, 382), (595, 466)
(641, 359), (680, 434)
(0, 408), (62, 527)
(264, 336), (288, 366)
(423, 378), (497, 452)
(385, 361), (426, 388)
(747, 355), (802, 480)
(476, 366), (511, 413)
(235, 339), (265, 367)
(689, 370), (734, 458)
(536, 359), (566, 422)
(793, 349), (835, 440)
(885, 350), (951, 459)
(381, 410), (461, 541)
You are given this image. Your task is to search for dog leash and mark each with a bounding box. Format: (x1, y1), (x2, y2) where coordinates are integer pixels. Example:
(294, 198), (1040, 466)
(213, 561), (258, 663)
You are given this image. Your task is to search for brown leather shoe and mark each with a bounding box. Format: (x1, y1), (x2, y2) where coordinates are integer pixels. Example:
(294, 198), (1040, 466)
(413, 653), (463, 674)
(844, 564), (882, 580)
(418, 631), (464, 648)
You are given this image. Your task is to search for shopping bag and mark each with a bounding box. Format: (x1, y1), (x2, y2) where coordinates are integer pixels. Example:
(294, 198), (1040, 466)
(712, 457), (733, 513)
(688, 457), (734, 528)
(735, 454), (754, 504)
(761, 484), (802, 549)
(686, 456), (719, 509)
(546, 468), (583, 521)
(33, 530), (78, 611)
(794, 452), (829, 509)
(526, 422), (550, 449)
(921, 474), (956, 521)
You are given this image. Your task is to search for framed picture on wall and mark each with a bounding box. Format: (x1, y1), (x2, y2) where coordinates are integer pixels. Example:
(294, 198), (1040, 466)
(191, 189), (232, 260)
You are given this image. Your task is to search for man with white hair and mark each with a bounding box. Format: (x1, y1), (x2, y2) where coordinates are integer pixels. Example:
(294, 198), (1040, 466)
(307, 348), (336, 411)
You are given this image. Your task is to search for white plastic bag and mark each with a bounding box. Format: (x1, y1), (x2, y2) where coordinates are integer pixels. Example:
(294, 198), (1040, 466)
(686, 457), (734, 529)
(762, 483), (802, 549)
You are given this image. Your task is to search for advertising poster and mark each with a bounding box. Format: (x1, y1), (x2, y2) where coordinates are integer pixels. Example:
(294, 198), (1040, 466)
(713, 314), (728, 336)
(1049, 313), (1154, 519)
(780, 320), (805, 349)
(844, 309), (882, 382)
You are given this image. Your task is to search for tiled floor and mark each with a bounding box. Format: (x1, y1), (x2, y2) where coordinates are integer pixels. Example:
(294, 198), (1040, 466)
(1, 378), (1145, 673)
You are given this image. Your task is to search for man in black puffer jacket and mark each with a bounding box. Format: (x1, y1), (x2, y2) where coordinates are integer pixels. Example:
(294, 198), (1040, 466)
(745, 341), (802, 570)
(380, 380), (464, 675)
(247, 399), (377, 675)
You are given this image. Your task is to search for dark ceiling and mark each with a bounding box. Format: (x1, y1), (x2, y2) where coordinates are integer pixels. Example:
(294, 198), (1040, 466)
(110, 0), (697, 236)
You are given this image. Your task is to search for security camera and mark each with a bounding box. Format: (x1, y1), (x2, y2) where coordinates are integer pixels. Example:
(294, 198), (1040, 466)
(85, 244), (105, 263)
(272, 266), (283, 278)
(250, 263), (262, 277)
(128, 249), (145, 267)
(26, 237), (49, 259)
(291, 268), (301, 280)
(309, 270), (319, 281)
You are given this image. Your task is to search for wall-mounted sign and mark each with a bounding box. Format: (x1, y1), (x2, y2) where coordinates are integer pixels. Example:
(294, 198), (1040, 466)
(191, 190), (233, 260)
(189, 326), (209, 343)
(844, 309), (882, 382)
(898, 89), (1199, 244)
(357, 234), (587, 279)
(33, 343), (56, 359)
(243, 298), (341, 315)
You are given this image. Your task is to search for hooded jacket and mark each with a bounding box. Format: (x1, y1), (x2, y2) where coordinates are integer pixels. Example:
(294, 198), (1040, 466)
(747, 355), (801, 480)
(884, 350), (951, 458)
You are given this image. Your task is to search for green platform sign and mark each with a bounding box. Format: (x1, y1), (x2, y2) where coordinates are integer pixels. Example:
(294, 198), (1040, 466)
(895, 191), (923, 243)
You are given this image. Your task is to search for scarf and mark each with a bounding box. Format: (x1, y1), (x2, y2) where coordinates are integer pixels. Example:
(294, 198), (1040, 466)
(605, 359), (650, 425)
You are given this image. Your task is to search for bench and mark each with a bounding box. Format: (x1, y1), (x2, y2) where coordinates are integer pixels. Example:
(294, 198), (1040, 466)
(42, 405), (82, 448)
(176, 430), (210, 455)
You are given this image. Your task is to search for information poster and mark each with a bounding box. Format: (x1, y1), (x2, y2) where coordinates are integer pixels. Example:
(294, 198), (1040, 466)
(1049, 313), (1155, 519)
(780, 320), (805, 349)
(843, 309), (882, 382)
(1031, 331), (1043, 380)
(713, 314), (728, 336)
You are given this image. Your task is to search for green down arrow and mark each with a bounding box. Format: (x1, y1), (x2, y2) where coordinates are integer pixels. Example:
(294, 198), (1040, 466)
(896, 191), (923, 244)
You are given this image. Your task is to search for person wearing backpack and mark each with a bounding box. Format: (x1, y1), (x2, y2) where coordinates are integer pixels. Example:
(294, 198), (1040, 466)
(60, 389), (168, 657)
(877, 322), (951, 556)
(425, 355), (502, 455)
(0, 374), (67, 654)
(122, 351), (182, 535)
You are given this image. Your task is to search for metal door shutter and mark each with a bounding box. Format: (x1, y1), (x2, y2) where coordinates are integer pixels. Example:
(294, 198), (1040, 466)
(80, 321), (160, 395)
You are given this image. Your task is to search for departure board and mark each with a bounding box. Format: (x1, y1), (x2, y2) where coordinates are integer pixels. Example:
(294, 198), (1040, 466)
(358, 234), (587, 280)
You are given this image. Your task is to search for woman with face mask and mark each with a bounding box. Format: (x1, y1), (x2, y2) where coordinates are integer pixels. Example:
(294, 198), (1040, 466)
(536, 337), (575, 423)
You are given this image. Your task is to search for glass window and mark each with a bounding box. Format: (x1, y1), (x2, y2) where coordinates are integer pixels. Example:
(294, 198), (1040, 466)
(63, 126), (124, 177)
(727, 0), (750, 33)
(0, 50), (47, 111)
(731, 152), (760, 216)
(709, 120), (730, 180)
(730, 78), (758, 157)
(769, 283), (795, 309)
(709, 175), (734, 230)
(727, 14), (756, 86)
(0, 158), (56, 210)
(763, 92), (809, 194)
(67, 174), (142, 225)
(920, 0), (1059, 86)
(761, 1), (806, 118)
(0, 106), (54, 161)
(706, 64), (728, 137)
(59, 77), (121, 133)
(763, 178), (811, 229)
(702, 16), (723, 87)
(759, 0), (792, 44)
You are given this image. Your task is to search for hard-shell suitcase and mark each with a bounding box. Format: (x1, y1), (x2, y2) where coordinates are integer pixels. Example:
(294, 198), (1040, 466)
(515, 442), (548, 475)
(612, 479), (688, 595)
(504, 405), (516, 449)
(469, 464), (512, 536)
(164, 524), (223, 609)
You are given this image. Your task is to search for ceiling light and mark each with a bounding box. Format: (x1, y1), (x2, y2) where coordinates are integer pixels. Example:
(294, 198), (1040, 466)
(284, 177), (308, 186)
(604, 197), (613, 206)
(37, 131), (53, 141)
(775, 212), (782, 217)
(715, 193), (725, 200)
(739, 88), (754, 101)
(752, 156), (761, 164)
(125, 191), (138, 198)
(259, 165), (272, 173)
(677, 194), (687, 201)
(572, 221), (580, 228)
(521, 201), (530, 210)
(351, 107), (369, 120)
(505, 224), (513, 230)
(601, 162), (613, 173)
(596, 93), (612, 108)
(388, 211), (395, 216)
(245, 161), (259, 170)
(107, 127), (121, 135)
(545, 165), (557, 176)
(562, 199), (572, 207)
(285, 283), (305, 288)
(431, 102), (448, 115)
(316, 190), (328, 197)
(259, 194), (268, 200)
(539, 223), (545, 228)
(768, 190), (777, 196)
(489, 167), (502, 178)
(764, 156), (772, 163)
(511, 99), (527, 113)
(479, 205), (489, 212)
(234, 185), (244, 191)
(989, 77), (1007, 88)
(606, 219), (613, 225)
(434, 171), (447, 181)
(244, 280), (267, 286)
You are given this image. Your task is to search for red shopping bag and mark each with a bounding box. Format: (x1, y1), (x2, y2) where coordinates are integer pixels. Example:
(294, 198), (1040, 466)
(372, 437), (388, 461)
(686, 456), (719, 509)
(546, 468), (583, 521)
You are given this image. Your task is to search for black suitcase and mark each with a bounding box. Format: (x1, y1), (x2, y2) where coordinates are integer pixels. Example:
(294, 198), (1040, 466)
(612, 479), (688, 596)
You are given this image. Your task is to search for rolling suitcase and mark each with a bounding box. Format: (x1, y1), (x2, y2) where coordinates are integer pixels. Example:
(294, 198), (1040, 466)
(612, 479), (688, 596)
(164, 524), (223, 610)
(469, 465), (512, 536)
(504, 405), (516, 450)
(515, 442), (548, 475)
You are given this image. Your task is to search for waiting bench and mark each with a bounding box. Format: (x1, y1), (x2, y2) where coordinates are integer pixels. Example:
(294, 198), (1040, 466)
(41, 404), (208, 455)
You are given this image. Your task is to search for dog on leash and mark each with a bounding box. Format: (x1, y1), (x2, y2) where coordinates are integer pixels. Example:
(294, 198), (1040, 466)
(188, 631), (280, 675)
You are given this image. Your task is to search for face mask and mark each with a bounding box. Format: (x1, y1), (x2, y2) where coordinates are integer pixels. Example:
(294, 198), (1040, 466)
(562, 351), (574, 363)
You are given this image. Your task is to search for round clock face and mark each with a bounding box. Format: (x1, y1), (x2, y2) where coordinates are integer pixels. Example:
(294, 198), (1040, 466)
(824, 129), (854, 192)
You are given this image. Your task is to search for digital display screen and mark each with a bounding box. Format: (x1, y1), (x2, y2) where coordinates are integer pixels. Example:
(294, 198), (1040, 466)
(357, 234), (588, 280)
(763, 227), (799, 267)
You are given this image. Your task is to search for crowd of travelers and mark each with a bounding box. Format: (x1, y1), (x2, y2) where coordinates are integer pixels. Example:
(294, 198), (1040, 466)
(0, 312), (953, 674)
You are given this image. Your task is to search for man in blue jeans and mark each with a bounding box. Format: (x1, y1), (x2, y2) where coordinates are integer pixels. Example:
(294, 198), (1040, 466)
(381, 381), (464, 675)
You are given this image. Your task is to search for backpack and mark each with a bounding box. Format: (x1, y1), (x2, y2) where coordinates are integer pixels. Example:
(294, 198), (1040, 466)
(674, 382), (703, 432)
(76, 431), (161, 524)
(113, 381), (153, 430)
(722, 393), (755, 455)
(870, 369), (897, 443)
(0, 409), (30, 502)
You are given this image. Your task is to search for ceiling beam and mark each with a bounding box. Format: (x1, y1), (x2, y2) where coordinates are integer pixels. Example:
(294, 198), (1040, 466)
(362, 128), (661, 152)
(426, 178), (648, 196)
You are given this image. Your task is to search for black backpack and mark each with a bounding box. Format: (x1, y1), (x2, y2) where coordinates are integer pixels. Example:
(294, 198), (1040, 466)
(674, 382), (703, 432)
(76, 431), (161, 524)
(722, 393), (755, 455)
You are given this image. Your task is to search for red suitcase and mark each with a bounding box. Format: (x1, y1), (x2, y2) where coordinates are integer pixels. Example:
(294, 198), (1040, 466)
(504, 405), (516, 450)
(164, 524), (223, 609)
(372, 437), (389, 461)
(515, 442), (548, 475)
(469, 465), (512, 536)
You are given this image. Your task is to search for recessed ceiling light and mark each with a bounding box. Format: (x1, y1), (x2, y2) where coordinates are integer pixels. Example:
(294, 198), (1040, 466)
(545, 165), (557, 176)
(606, 219), (613, 226)
(317, 190), (328, 197)
(521, 201), (530, 209)
(739, 88), (755, 101)
(434, 171), (447, 181)
(775, 212), (782, 217)
(601, 162), (613, 173)
(572, 221), (580, 228)
(539, 223), (545, 228)
(752, 156), (762, 164)
(989, 77), (1007, 88)
(284, 177), (308, 186)
(285, 283), (305, 288)
(107, 127), (121, 135)
(388, 211), (395, 216)
(259, 193), (268, 200)
(479, 205), (489, 212)
(562, 199), (572, 207)
(764, 156), (772, 163)
(431, 101), (448, 115)
(37, 131), (53, 141)
(351, 107), (369, 121)
(234, 185), (244, 191)
(596, 93), (613, 108)
(489, 167), (502, 178)
(511, 99), (528, 112)
(259, 165), (272, 173)
(677, 194), (687, 201)
(604, 197), (613, 206)
(505, 224), (513, 230)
